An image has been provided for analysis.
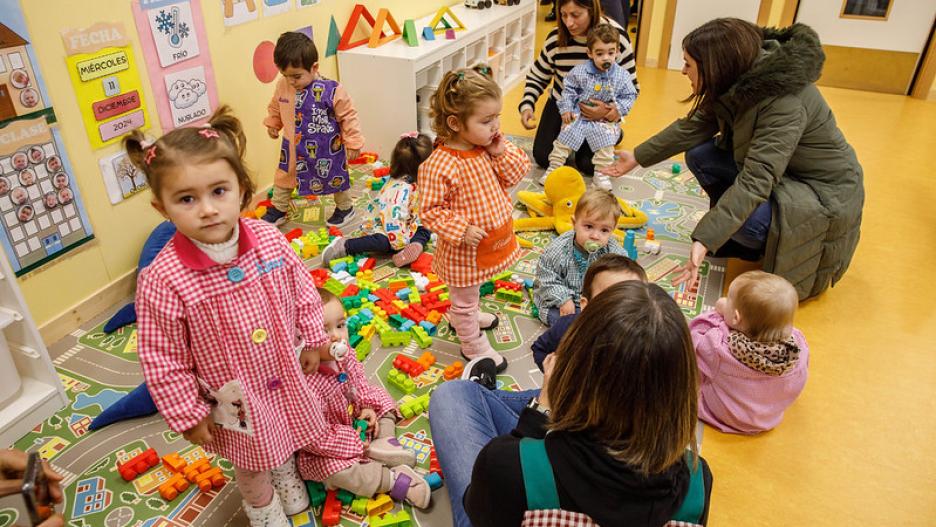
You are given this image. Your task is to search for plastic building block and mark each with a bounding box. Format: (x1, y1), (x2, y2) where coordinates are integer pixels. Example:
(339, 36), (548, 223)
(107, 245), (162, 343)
(426, 310), (442, 325)
(418, 320), (437, 336)
(411, 326), (432, 349)
(328, 225), (344, 237)
(194, 466), (225, 492)
(425, 471), (443, 491)
(492, 270), (512, 282)
(429, 447), (442, 477)
(443, 360), (464, 380)
(411, 253), (434, 274)
(355, 338), (372, 362)
(445, 28), (456, 39)
(158, 472), (190, 501)
(367, 493), (394, 516)
(373, 166), (391, 178)
(624, 230), (638, 260)
(479, 281), (495, 296)
(354, 418), (369, 441)
(393, 354), (425, 377)
(389, 314), (408, 329)
(643, 228), (661, 254)
(417, 351), (436, 369)
(380, 330), (411, 348)
(387, 368), (416, 394)
(322, 489), (342, 526)
(361, 257), (376, 271)
(496, 288), (524, 304)
(399, 392), (430, 419)
(161, 452), (187, 473)
(351, 496), (369, 516)
(337, 488), (356, 506)
(495, 280), (521, 291)
(118, 448), (159, 481)
(399, 320), (415, 332)
(307, 480), (327, 508)
(369, 510), (412, 527)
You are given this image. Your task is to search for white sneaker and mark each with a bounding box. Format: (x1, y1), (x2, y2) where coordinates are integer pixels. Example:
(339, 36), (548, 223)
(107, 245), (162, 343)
(321, 237), (347, 264)
(593, 173), (613, 190)
(243, 497), (290, 527)
(270, 456), (309, 516)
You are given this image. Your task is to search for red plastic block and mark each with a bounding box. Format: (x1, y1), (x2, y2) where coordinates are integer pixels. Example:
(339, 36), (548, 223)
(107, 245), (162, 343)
(361, 257), (376, 271)
(284, 228), (304, 241)
(411, 253), (434, 275)
(376, 300), (399, 316)
(322, 489), (342, 526)
(429, 447), (443, 478)
(310, 268), (330, 287)
(257, 199), (272, 208)
(373, 288), (395, 303)
(495, 280), (521, 291)
(341, 284), (360, 298)
(118, 448), (159, 481)
(328, 226), (343, 237)
(393, 354), (425, 377)
(373, 166), (391, 177)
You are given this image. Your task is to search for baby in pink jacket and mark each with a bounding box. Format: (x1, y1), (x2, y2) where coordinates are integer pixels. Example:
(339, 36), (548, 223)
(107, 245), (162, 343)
(690, 270), (809, 434)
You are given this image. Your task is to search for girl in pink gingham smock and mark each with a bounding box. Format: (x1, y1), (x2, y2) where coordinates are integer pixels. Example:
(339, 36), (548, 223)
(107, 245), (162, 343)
(690, 271), (809, 434)
(127, 106), (331, 527)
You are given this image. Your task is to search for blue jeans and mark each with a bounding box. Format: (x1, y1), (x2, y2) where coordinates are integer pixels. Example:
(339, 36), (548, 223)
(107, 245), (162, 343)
(685, 140), (772, 250)
(343, 226), (431, 255)
(546, 306), (578, 326)
(428, 381), (540, 527)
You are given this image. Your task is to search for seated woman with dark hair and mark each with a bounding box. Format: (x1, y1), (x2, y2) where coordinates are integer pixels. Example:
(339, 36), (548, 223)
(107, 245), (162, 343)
(430, 281), (713, 526)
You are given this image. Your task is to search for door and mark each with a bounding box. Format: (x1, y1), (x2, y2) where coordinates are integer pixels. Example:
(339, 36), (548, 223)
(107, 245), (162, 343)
(796, 0), (936, 94)
(0, 84), (15, 121)
(667, 0), (761, 70)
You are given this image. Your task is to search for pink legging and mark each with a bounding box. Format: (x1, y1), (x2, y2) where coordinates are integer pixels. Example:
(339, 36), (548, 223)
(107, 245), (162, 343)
(233, 466), (275, 508)
(447, 284), (494, 357)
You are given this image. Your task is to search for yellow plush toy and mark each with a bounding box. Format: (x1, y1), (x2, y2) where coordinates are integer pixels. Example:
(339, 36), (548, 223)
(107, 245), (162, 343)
(514, 166), (647, 236)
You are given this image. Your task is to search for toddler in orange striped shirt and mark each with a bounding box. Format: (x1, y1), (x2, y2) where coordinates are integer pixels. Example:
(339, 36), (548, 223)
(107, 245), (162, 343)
(418, 65), (531, 373)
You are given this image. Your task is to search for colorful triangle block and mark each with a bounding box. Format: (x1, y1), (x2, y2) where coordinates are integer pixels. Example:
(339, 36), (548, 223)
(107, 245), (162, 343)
(422, 27), (436, 41)
(403, 19), (419, 47)
(326, 15), (341, 57)
(429, 6), (465, 34)
(338, 4), (380, 51)
(368, 8), (402, 48)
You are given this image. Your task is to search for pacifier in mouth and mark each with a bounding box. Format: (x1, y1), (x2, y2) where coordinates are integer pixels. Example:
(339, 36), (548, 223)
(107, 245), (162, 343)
(601, 61), (612, 71)
(584, 240), (603, 253)
(330, 341), (350, 361)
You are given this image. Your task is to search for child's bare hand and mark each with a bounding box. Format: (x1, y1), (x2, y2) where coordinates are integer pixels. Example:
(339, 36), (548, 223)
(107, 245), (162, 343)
(266, 126), (280, 139)
(558, 299), (576, 316)
(357, 408), (378, 435)
(464, 225), (488, 248)
(485, 132), (506, 157)
(346, 148), (360, 162)
(183, 415), (215, 446)
(300, 347), (321, 374)
(561, 112), (574, 125)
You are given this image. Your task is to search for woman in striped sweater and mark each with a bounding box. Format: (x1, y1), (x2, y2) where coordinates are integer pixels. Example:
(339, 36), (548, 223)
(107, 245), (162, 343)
(521, 0), (638, 178)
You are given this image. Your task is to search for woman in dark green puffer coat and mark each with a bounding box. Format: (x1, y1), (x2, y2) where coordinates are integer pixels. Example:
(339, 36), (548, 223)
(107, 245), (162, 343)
(604, 19), (864, 300)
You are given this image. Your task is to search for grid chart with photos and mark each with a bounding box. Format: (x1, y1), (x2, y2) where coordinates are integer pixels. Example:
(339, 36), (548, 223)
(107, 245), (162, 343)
(0, 139), (89, 269)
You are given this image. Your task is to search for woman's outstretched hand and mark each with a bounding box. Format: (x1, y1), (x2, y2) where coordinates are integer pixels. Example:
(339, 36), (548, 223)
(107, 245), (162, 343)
(670, 241), (708, 289)
(598, 150), (639, 177)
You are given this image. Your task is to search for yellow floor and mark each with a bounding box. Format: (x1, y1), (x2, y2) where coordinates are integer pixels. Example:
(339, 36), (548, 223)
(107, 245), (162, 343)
(502, 6), (936, 525)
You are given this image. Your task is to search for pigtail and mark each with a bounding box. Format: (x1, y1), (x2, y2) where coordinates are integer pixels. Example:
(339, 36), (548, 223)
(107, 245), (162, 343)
(207, 105), (247, 160)
(123, 130), (151, 172)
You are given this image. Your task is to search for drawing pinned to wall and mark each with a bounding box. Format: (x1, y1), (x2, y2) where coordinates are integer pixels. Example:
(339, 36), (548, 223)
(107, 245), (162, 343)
(133, 0), (218, 130)
(164, 66), (211, 127)
(222, 0), (259, 26)
(841, 0), (893, 20)
(99, 151), (148, 204)
(296, 0), (320, 8)
(145, 1), (201, 67)
(62, 22), (149, 149)
(0, 0), (54, 124)
(262, 0), (292, 17)
(0, 116), (94, 275)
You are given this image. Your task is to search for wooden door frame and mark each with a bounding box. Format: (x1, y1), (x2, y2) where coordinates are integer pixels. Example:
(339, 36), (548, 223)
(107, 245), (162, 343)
(909, 18), (936, 99)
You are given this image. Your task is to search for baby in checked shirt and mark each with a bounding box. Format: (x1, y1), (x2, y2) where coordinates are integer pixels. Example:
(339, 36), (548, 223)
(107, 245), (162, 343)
(690, 271), (810, 434)
(127, 107), (335, 526)
(533, 189), (631, 325)
(419, 66), (531, 373)
(296, 290), (430, 509)
(545, 24), (637, 190)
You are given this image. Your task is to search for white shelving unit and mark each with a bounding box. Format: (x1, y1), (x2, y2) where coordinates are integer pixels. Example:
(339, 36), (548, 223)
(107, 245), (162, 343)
(338, 0), (537, 155)
(0, 247), (67, 447)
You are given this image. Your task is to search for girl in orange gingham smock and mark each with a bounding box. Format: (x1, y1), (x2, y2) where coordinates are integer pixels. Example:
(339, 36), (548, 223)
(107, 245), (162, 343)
(127, 106), (333, 527)
(419, 66), (531, 371)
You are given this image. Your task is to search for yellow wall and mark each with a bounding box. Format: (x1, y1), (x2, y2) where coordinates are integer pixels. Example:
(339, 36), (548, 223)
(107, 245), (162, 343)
(641, 0), (670, 67)
(16, 0), (453, 327)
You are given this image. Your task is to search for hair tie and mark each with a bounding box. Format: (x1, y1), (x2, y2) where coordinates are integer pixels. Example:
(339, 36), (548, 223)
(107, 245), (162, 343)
(144, 145), (157, 166)
(476, 65), (491, 76)
(199, 128), (220, 139)
(399, 131), (419, 139)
